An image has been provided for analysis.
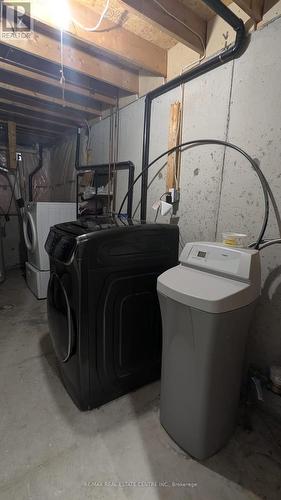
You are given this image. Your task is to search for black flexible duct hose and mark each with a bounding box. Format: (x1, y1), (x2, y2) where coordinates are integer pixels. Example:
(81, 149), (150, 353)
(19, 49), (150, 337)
(29, 144), (43, 202)
(118, 140), (270, 250)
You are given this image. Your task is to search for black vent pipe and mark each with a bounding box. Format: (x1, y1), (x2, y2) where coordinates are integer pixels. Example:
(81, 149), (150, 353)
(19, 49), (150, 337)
(140, 0), (247, 220)
(29, 143), (43, 202)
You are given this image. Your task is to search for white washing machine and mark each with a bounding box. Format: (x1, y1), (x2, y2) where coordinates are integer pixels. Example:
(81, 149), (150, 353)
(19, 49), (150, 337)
(23, 202), (76, 298)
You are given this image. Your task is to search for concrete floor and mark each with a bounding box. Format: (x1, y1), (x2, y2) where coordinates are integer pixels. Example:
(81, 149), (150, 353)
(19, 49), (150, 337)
(1, 271), (281, 500)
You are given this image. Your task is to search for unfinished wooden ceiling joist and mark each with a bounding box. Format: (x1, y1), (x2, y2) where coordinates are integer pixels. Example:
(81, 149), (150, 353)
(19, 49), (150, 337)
(29, 0), (167, 76)
(16, 125), (67, 146)
(0, 90), (93, 124)
(0, 61), (117, 106)
(0, 80), (102, 116)
(0, 47), (119, 90)
(0, 120), (66, 146)
(0, 0), (268, 147)
(233, 0), (264, 22)
(0, 98), (85, 127)
(0, 32), (139, 94)
(0, 110), (74, 131)
(121, 0), (206, 55)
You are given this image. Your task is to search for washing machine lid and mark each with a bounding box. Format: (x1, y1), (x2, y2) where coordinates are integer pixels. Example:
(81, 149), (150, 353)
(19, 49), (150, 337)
(157, 264), (260, 314)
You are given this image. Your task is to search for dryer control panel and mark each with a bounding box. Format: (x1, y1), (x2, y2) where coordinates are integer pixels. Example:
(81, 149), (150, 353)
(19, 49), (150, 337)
(45, 229), (77, 264)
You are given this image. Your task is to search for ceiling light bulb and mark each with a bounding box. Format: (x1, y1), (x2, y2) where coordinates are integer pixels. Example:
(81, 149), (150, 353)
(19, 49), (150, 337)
(53, 0), (70, 30)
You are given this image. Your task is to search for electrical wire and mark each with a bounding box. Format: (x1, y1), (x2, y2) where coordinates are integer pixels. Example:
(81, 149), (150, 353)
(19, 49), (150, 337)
(111, 97), (119, 212)
(143, 0), (210, 195)
(132, 160), (168, 219)
(154, 206), (160, 223)
(260, 174), (281, 239)
(151, 0), (206, 57)
(108, 105), (114, 214)
(258, 239), (281, 250)
(5, 172), (17, 218)
(72, 0), (109, 32)
(178, 55), (208, 188)
(84, 120), (91, 161)
(179, 229), (186, 251)
(154, 192), (170, 223)
(0, 206), (6, 217)
(118, 139), (270, 250)
(1, 165), (19, 243)
(60, 28), (66, 103)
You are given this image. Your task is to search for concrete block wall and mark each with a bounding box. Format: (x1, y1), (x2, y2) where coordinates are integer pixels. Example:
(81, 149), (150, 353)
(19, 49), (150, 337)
(88, 16), (281, 370)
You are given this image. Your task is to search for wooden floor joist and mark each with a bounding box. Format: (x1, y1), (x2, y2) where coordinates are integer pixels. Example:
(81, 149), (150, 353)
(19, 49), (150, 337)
(0, 81), (101, 116)
(0, 120), (60, 138)
(0, 91), (93, 121)
(0, 61), (117, 106)
(122, 0), (206, 55)
(0, 106), (78, 129)
(0, 97), (85, 126)
(0, 114), (69, 135)
(16, 125), (62, 137)
(0, 30), (139, 94)
(233, 0), (264, 22)
(28, 0), (167, 76)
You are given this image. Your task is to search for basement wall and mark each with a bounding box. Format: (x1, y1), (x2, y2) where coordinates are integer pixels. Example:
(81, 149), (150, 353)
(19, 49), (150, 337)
(76, 15), (281, 370)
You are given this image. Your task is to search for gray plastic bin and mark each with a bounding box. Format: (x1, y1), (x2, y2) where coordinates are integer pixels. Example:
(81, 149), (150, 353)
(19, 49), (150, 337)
(157, 242), (261, 459)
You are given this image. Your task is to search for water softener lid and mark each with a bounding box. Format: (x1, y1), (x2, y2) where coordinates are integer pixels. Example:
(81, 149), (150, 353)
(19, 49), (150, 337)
(157, 265), (260, 314)
(158, 242), (261, 313)
(157, 265), (258, 313)
(157, 243), (261, 313)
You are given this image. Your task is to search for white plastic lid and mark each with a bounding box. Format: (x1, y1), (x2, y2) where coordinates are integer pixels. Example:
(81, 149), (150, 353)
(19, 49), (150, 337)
(157, 242), (261, 314)
(179, 242), (259, 281)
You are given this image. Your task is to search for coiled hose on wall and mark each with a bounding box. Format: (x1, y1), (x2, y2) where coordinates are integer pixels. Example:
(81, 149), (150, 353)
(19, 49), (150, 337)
(118, 139), (281, 250)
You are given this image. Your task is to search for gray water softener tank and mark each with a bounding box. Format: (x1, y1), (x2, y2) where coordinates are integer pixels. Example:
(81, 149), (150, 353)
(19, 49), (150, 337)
(157, 242), (261, 460)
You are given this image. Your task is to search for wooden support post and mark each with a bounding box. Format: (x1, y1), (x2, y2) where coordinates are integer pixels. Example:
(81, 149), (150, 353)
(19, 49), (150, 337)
(166, 102), (181, 191)
(7, 121), (16, 170)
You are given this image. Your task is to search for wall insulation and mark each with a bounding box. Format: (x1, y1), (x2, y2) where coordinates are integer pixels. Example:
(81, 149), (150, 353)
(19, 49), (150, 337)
(0, 147), (51, 269)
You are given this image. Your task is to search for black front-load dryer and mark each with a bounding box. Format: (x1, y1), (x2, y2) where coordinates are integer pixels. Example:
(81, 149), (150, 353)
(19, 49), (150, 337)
(45, 216), (179, 410)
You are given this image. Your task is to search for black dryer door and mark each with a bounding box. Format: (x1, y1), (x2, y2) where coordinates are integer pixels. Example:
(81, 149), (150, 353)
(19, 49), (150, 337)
(47, 272), (75, 363)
